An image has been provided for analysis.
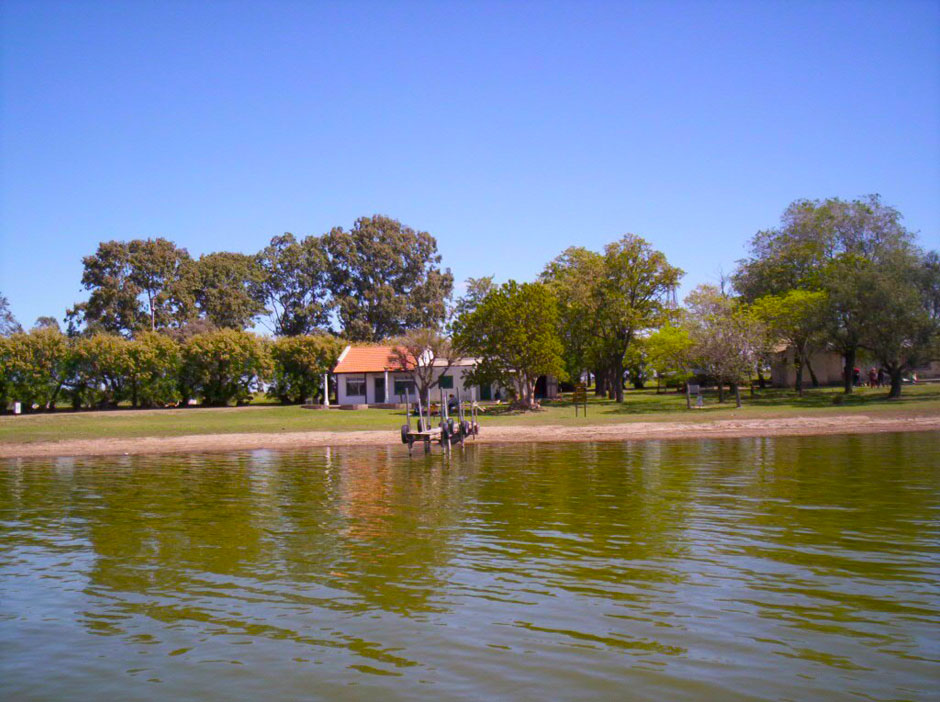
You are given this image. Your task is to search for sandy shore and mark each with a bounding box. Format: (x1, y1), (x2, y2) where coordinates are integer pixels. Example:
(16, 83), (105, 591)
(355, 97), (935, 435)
(2, 413), (939, 459)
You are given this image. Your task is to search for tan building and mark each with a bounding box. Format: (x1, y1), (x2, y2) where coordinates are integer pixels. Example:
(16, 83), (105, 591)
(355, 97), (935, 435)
(770, 346), (845, 388)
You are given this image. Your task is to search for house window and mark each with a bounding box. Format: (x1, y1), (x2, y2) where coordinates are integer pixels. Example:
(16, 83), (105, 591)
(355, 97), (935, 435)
(345, 377), (366, 397)
(438, 375), (454, 389)
(394, 379), (415, 396)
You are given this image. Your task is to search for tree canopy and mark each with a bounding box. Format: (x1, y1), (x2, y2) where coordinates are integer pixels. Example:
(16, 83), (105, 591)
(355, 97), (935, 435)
(542, 236), (682, 402)
(323, 215), (453, 341)
(454, 280), (564, 409)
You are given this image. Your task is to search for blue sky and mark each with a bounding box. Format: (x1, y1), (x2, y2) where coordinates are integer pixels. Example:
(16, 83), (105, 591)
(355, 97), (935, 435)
(1, 0), (938, 329)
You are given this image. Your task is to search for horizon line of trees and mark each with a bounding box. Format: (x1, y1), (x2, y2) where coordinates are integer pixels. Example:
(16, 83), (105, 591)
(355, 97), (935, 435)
(56, 214), (452, 342)
(0, 328), (345, 412)
(2, 195), (938, 411)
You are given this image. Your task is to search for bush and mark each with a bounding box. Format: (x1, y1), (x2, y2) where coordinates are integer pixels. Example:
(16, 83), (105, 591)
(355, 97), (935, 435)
(268, 335), (345, 404)
(69, 334), (132, 408)
(127, 332), (181, 407)
(180, 329), (270, 406)
(0, 328), (70, 411)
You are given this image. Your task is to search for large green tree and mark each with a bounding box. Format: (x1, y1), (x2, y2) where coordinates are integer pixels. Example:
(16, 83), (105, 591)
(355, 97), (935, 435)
(181, 251), (266, 329)
(858, 249), (939, 398)
(541, 247), (608, 394)
(453, 280), (564, 409)
(323, 216), (453, 341)
(255, 233), (333, 336)
(542, 236), (682, 402)
(733, 195), (916, 392)
(68, 238), (191, 335)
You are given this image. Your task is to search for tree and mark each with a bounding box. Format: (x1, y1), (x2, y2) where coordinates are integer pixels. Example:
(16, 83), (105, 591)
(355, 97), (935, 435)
(0, 327), (70, 411)
(0, 293), (22, 336)
(641, 323), (694, 392)
(180, 330), (270, 406)
(181, 252), (266, 329)
(453, 281), (564, 409)
(323, 216), (454, 341)
(452, 276), (496, 321)
(69, 334), (132, 408)
(541, 248), (609, 394)
(256, 233), (333, 336)
(126, 332), (182, 408)
(751, 290), (829, 395)
(68, 238), (191, 335)
(33, 316), (61, 331)
(549, 236), (682, 403)
(733, 195), (916, 393)
(388, 328), (456, 402)
(685, 285), (765, 405)
(859, 249), (939, 398)
(268, 335), (345, 404)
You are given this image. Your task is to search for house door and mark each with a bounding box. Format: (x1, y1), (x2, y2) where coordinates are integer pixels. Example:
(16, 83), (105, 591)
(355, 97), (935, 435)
(479, 384), (492, 401)
(374, 377), (385, 403)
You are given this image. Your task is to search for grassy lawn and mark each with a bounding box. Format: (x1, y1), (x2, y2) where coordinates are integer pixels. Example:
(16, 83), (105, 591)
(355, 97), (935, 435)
(2, 384), (939, 445)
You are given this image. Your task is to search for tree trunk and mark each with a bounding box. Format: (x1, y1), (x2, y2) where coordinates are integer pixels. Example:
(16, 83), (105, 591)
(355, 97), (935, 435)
(733, 382), (741, 408)
(614, 360), (624, 403)
(717, 382), (724, 403)
(843, 346), (856, 394)
(594, 369), (606, 396)
(607, 368), (616, 400)
(806, 357), (819, 387)
(794, 355), (804, 396)
(888, 366), (903, 399)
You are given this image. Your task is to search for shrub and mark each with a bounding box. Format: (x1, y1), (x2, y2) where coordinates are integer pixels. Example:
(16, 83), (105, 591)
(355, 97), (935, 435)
(180, 329), (270, 406)
(268, 335), (345, 404)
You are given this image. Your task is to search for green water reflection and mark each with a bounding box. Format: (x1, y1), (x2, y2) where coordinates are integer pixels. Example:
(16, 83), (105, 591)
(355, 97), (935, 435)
(1, 433), (938, 701)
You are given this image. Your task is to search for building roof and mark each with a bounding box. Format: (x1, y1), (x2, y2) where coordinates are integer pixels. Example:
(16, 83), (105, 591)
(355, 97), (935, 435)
(333, 345), (407, 374)
(332, 344), (480, 374)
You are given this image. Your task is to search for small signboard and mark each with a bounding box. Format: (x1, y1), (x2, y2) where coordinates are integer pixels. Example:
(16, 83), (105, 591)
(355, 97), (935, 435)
(573, 383), (588, 417)
(686, 383), (702, 409)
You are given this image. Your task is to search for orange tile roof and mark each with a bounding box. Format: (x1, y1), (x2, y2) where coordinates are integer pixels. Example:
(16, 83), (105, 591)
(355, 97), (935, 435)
(333, 345), (412, 374)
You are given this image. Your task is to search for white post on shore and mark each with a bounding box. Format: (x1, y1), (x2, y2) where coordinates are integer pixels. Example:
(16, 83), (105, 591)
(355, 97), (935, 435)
(384, 369), (389, 404)
(322, 373), (330, 407)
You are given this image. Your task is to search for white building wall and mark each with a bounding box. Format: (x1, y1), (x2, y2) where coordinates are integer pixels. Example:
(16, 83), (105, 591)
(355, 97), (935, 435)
(336, 367), (490, 406)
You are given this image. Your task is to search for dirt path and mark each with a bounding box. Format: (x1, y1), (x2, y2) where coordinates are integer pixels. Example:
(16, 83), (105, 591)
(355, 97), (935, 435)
(2, 414), (939, 459)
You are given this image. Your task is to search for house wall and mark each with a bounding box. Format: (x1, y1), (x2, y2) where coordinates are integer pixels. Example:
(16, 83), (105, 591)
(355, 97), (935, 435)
(770, 349), (844, 388)
(336, 367), (494, 406)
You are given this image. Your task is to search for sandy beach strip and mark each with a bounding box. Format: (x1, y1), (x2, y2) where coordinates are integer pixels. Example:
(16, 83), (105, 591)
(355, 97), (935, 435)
(1, 413), (939, 459)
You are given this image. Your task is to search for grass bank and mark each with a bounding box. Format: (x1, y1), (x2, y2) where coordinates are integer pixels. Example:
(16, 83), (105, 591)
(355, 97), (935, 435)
(2, 385), (939, 445)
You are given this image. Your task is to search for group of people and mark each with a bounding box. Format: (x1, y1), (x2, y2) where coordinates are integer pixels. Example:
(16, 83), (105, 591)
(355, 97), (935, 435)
(849, 366), (918, 388)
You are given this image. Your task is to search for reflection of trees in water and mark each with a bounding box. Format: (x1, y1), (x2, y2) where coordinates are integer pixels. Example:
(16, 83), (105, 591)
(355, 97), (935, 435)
(1, 449), (480, 662)
(710, 433), (940, 578)
(468, 441), (696, 590)
(324, 447), (478, 614)
(696, 433), (940, 665)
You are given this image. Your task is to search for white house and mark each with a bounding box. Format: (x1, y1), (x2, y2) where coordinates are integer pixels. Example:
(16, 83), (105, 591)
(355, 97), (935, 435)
(332, 345), (496, 407)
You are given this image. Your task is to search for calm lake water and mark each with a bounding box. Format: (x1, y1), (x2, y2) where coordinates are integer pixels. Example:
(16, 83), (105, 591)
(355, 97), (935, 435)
(1, 433), (939, 701)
